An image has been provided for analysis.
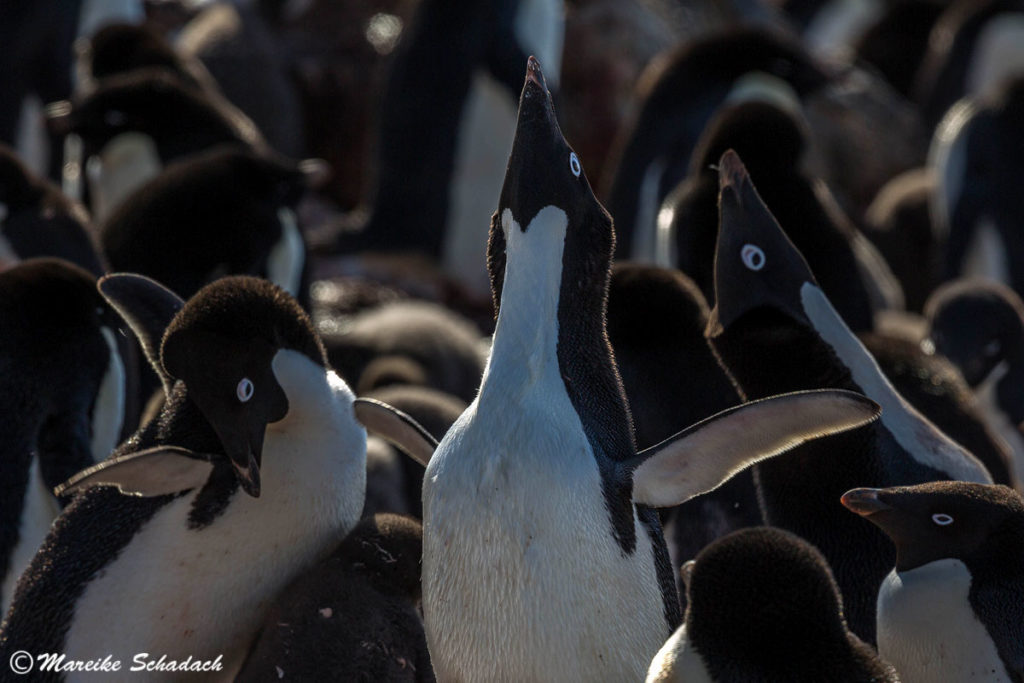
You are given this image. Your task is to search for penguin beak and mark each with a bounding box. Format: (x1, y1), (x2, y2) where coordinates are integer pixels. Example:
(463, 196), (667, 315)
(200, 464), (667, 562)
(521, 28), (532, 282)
(706, 150), (817, 336)
(840, 488), (892, 516)
(213, 422), (266, 498)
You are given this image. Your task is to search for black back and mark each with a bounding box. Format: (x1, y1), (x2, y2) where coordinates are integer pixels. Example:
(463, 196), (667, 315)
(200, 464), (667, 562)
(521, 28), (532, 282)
(236, 514), (434, 682)
(686, 527), (900, 682)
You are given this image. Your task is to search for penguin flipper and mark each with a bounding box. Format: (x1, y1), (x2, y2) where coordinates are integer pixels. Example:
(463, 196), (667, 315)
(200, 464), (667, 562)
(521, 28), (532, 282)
(628, 389), (881, 507)
(99, 273), (185, 394)
(54, 445), (213, 499)
(354, 397), (439, 467)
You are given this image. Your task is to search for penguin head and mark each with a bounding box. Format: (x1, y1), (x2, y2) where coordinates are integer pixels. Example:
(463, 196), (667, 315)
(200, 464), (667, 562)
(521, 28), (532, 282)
(487, 56), (612, 313)
(842, 482), (1024, 572)
(333, 513), (423, 598)
(158, 276), (327, 497)
(706, 150), (819, 342)
(925, 279), (1024, 392)
(684, 527), (892, 678)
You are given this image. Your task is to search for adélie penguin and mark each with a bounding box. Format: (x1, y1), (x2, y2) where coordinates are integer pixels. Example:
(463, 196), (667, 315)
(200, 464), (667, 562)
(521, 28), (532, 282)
(646, 527), (900, 683)
(705, 150), (993, 644)
(843, 482), (1024, 682)
(0, 259), (126, 615)
(0, 274), (417, 678)
(397, 58), (882, 681)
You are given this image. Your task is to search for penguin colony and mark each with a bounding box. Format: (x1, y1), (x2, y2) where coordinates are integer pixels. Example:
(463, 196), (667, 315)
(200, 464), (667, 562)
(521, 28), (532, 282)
(1, 2), (1023, 682)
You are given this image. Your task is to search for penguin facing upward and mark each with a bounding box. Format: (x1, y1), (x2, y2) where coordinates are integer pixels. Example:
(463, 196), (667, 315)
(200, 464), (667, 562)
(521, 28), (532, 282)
(0, 143), (104, 275)
(646, 527), (901, 683)
(0, 274), (417, 678)
(408, 58), (880, 681)
(337, 0), (563, 297)
(843, 482), (1024, 682)
(47, 68), (265, 221)
(0, 258), (125, 615)
(926, 279), (1024, 489)
(236, 513), (434, 682)
(705, 150), (992, 644)
(930, 76), (1024, 303)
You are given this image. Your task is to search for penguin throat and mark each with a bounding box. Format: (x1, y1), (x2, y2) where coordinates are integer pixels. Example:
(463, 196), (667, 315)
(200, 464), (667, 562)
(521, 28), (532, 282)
(481, 206), (567, 396)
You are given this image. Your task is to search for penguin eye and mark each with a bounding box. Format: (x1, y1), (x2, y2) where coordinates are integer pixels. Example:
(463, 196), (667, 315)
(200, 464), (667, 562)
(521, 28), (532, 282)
(741, 244), (766, 271)
(931, 513), (954, 526)
(569, 152), (581, 178)
(237, 378), (255, 403)
(984, 340), (1001, 357)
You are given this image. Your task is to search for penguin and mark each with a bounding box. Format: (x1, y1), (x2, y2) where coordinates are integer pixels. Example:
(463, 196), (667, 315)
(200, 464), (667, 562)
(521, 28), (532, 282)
(0, 258), (125, 615)
(46, 68), (265, 222)
(100, 145), (312, 305)
(926, 279), (1024, 489)
(601, 27), (831, 262)
(852, 0), (946, 99)
(402, 58), (880, 681)
(606, 263), (761, 588)
(662, 98), (901, 333)
(321, 300), (487, 404)
(842, 482), (1024, 682)
(705, 149), (993, 643)
(929, 76), (1024, 302)
(336, 0), (564, 297)
(0, 274), (413, 678)
(0, 143), (104, 275)
(646, 527), (901, 683)
(915, 0), (1024, 128)
(236, 513), (434, 682)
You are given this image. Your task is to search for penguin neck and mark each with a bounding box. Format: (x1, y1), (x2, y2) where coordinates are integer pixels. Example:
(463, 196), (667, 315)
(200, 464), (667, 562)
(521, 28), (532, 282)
(481, 206), (569, 401)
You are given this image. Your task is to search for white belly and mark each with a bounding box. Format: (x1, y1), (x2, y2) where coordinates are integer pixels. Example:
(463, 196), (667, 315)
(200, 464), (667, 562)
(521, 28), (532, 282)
(63, 419), (365, 680)
(646, 625), (715, 683)
(422, 394), (668, 682)
(877, 561), (1009, 683)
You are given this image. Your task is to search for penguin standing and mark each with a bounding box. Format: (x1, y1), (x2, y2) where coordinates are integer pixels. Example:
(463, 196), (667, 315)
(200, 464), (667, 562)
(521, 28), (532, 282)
(409, 58), (880, 681)
(339, 0), (564, 297)
(0, 274), (393, 678)
(646, 527), (900, 683)
(0, 259), (125, 615)
(843, 482), (1024, 681)
(705, 150), (992, 643)
(236, 513), (434, 682)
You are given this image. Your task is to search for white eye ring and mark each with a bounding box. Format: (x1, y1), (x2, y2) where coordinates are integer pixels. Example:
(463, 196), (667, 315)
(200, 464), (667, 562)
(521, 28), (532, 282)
(932, 513), (954, 526)
(237, 378), (254, 403)
(569, 152), (581, 177)
(741, 244), (766, 271)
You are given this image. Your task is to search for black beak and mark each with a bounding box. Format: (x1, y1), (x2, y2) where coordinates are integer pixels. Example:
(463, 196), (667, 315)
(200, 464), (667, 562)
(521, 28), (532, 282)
(214, 423), (265, 498)
(840, 487), (892, 516)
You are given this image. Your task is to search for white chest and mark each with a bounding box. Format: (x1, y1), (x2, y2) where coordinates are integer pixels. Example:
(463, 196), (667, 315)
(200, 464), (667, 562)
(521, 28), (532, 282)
(646, 625), (715, 683)
(877, 561), (1009, 683)
(63, 382), (365, 680)
(421, 380), (667, 681)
